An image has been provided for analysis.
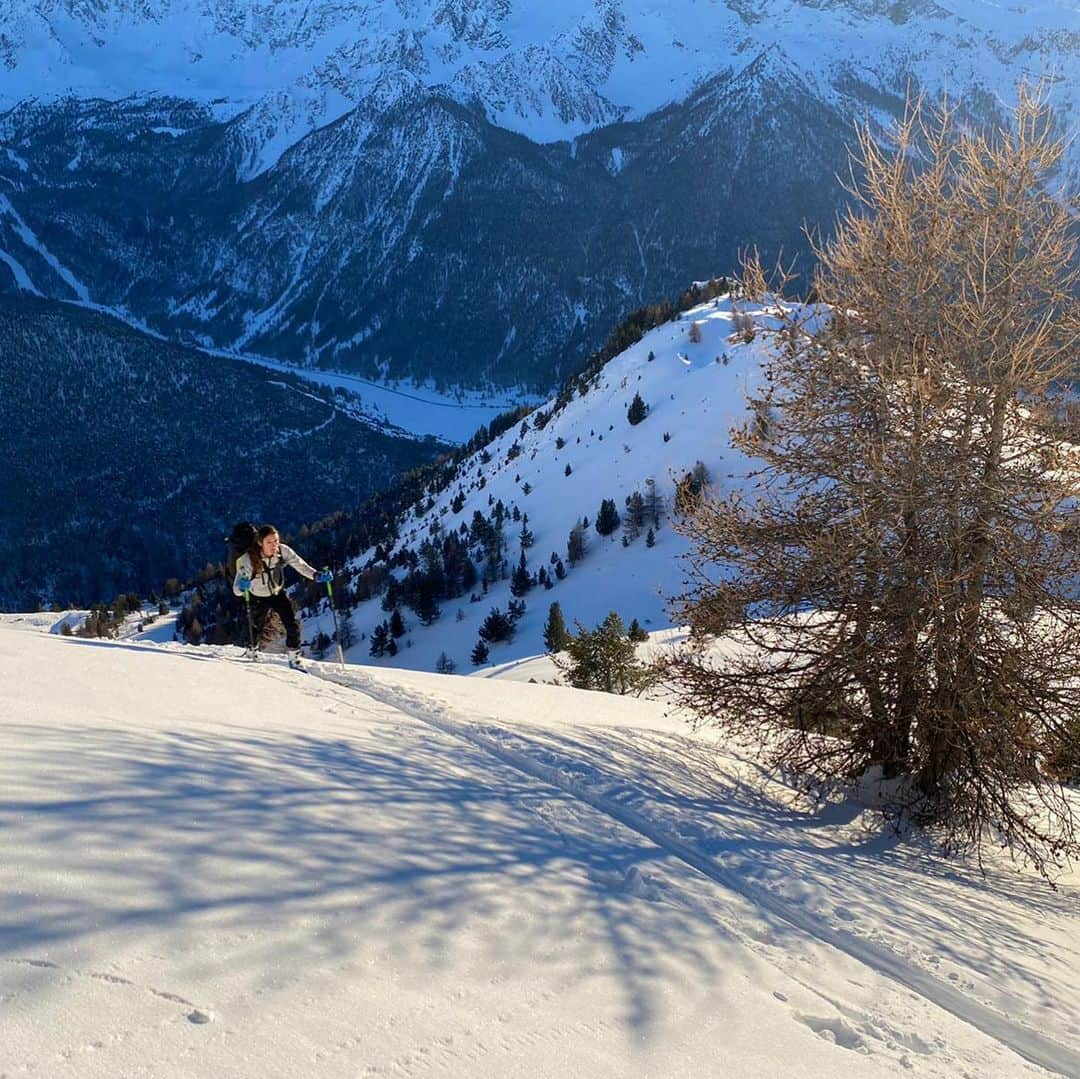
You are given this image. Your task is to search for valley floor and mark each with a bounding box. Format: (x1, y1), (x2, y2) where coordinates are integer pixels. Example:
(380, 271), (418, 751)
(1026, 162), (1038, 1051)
(1, 623), (1078, 1078)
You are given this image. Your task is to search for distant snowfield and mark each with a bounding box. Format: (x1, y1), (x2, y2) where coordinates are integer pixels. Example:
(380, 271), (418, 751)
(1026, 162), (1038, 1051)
(209, 347), (537, 444)
(3, 620), (1079, 1078)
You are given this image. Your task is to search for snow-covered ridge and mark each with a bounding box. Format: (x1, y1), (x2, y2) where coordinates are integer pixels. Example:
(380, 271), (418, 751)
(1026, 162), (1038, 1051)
(3, 0), (1078, 174)
(319, 289), (781, 673)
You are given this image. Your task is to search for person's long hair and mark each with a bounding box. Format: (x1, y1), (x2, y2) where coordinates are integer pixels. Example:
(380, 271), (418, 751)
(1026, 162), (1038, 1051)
(250, 525), (279, 577)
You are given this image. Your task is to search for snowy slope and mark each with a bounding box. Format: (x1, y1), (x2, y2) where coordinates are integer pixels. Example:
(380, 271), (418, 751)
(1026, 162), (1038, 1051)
(313, 291), (783, 673)
(2, 617), (1079, 1077)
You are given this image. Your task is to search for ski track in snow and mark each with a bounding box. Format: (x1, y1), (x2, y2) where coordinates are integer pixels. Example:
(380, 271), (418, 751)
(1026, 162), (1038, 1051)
(297, 663), (1080, 1079)
(5, 626), (1076, 1076)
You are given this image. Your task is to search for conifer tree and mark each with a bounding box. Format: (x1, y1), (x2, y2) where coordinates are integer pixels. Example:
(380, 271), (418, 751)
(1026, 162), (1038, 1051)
(555, 612), (645, 694)
(627, 393), (648, 426)
(510, 551), (533, 597)
(478, 607), (514, 644)
(567, 521), (586, 565)
(415, 587), (440, 627)
(643, 477), (664, 528)
(595, 498), (621, 537)
(369, 622), (388, 657)
(337, 615), (357, 651)
(543, 602), (571, 653)
(312, 631), (331, 659)
(623, 491), (645, 542)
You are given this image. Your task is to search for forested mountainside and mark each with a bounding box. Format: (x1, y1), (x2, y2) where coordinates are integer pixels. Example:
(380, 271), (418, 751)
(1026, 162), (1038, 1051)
(0, 296), (443, 609)
(178, 280), (760, 669)
(0, 64), (849, 390)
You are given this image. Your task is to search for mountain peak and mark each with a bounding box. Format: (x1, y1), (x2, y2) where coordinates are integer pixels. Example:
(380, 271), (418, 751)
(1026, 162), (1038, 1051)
(4, 0), (1076, 172)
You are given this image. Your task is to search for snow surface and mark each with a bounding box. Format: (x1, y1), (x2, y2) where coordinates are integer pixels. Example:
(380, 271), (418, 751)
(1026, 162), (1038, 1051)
(2, 618), (1079, 1077)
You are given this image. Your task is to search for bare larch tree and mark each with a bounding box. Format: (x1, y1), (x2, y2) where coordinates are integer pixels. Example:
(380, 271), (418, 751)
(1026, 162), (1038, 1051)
(667, 85), (1080, 879)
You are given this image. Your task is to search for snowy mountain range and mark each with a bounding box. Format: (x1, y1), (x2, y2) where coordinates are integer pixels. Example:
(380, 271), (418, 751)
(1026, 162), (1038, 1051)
(1, 1), (1077, 390)
(5, 1), (1079, 168)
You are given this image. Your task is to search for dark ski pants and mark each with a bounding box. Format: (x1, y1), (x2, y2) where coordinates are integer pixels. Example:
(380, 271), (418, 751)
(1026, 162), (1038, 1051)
(252, 591), (302, 650)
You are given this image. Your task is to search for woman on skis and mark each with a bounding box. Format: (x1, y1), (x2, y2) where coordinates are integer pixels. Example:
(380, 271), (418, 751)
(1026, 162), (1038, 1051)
(233, 524), (330, 669)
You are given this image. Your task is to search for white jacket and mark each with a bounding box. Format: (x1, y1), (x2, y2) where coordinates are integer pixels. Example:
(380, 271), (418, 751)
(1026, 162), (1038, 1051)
(233, 544), (318, 598)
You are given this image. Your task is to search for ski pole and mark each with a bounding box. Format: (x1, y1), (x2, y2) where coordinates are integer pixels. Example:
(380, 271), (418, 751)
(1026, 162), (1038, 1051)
(243, 588), (257, 660)
(324, 566), (346, 669)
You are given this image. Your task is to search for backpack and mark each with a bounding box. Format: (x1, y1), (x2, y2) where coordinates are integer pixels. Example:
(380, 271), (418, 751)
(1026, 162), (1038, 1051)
(226, 521), (257, 586)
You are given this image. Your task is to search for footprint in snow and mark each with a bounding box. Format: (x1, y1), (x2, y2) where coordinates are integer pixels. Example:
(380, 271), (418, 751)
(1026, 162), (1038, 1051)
(6, 957), (209, 1023)
(588, 866), (665, 902)
(674, 820), (708, 841)
(797, 1013), (869, 1053)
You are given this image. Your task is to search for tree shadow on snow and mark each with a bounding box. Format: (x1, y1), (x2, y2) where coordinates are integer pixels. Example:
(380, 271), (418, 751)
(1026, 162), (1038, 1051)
(460, 719), (1080, 1035)
(0, 717), (731, 1039)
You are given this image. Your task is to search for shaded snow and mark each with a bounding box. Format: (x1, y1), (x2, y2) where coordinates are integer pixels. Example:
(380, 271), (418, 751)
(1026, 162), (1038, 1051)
(1, 621), (1078, 1077)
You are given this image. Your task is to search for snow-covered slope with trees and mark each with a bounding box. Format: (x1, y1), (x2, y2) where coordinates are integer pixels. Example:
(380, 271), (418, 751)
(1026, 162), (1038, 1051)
(0, 294), (445, 611)
(2, 613), (1079, 1077)
(290, 287), (782, 673)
